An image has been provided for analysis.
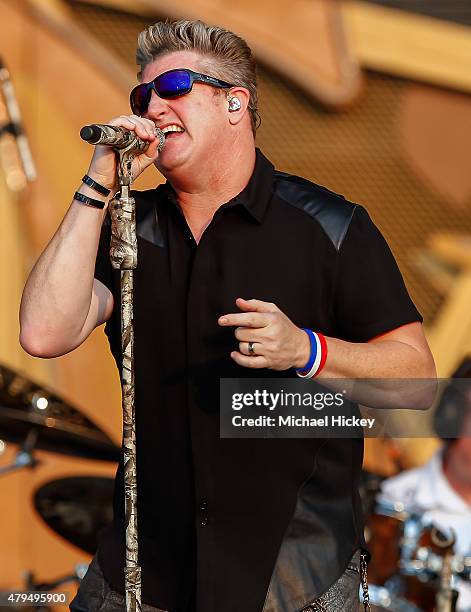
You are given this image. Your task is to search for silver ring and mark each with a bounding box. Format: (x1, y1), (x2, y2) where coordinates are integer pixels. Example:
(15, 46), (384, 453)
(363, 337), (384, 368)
(248, 341), (256, 355)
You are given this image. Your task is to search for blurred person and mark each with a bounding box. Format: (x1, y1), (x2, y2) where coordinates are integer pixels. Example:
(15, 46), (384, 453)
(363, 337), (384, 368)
(19, 19), (435, 612)
(380, 358), (471, 610)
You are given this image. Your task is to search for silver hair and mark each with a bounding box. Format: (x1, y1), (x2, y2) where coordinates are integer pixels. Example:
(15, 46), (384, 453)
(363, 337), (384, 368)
(136, 19), (259, 133)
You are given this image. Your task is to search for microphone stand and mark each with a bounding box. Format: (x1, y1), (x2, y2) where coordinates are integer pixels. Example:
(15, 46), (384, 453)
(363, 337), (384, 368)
(80, 123), (164, 612)
(109, 135), (159, 612)
(108, 142), (145, 612)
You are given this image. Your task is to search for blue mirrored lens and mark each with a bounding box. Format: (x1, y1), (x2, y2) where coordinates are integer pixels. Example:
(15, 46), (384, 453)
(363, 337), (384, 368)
(155, 70), (192, 98)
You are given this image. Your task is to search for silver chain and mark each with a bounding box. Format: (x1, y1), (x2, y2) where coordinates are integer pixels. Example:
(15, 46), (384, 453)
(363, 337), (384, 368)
(360, 551), (371, 612)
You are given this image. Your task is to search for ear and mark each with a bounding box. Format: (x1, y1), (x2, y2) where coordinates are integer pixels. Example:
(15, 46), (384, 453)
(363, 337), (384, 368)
(226, 87), (250, 126)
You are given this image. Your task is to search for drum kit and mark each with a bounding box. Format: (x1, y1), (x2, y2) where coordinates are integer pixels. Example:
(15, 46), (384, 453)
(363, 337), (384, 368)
(0, 362), (118, 609)
(362, 474), (471, 612)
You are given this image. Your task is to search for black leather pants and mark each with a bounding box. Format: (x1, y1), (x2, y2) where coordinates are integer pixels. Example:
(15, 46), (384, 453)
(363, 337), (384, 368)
(301, 549), (362, 611)
(69, 555), (167, 612)
(70, 551), (361, 612)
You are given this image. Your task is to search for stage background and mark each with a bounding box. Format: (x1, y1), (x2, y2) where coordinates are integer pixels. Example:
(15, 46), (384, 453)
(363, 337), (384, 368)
(1, 0), (471, 603)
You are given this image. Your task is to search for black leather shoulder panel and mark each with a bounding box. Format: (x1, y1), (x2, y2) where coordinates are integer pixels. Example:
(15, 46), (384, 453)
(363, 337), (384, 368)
(133, 189), (165, 248)
(273, 172), (356, 251)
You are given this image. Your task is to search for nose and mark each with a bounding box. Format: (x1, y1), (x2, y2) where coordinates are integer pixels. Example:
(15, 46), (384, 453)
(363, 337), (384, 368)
(143, 89), (169, 120)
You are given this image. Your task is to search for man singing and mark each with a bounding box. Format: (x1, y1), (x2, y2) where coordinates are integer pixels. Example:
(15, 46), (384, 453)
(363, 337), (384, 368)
(20, 19), (435, 612)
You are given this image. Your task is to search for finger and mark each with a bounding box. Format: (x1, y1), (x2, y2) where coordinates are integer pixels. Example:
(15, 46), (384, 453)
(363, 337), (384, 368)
(109, 115), (155, 140)
(234, 327), (264, 342)
(141, 137), (161, 161)
(239, 341), (263, 356)
(230, 351), (267, 369)
(235, 297), (279, 313)
(139, 116), (159, 135)
(218, 312), (270, 328)
(127, 116), (157, 140)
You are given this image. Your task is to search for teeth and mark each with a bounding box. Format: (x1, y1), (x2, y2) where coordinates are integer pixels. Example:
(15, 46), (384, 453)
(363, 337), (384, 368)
(161, 125), (185, 135)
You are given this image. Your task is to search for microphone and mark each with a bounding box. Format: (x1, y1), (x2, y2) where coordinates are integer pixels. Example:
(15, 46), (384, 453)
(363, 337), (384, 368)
(0, 56), (37, 182)
(80, 123), (165, 153)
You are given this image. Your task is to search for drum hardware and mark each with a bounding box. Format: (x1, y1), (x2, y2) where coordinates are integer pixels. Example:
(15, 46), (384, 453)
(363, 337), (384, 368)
(0, 429), (40, 476)
(0, 565), (86, 612)
(376, 500), (408, 518)
(367, 583), (422, 612)
(402, 546), (471, 581)
(365, 498), (468, 611)
(0, 476), (111, 609)
(24, 564), (85, 591)
(399, 515), (427, 574)
(0, 364), (119, 605)
(431, 528), (459, 612)
(452, 554), (471, 581)
(0, 469), (116, 600)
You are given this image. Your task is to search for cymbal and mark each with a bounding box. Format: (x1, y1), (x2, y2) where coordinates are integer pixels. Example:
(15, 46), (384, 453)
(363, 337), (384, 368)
(34, 476), (114, 554)
(0, 363), (120, 461)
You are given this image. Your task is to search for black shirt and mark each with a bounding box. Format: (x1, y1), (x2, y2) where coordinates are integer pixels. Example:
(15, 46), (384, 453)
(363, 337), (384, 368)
(94, 149), (421, 612)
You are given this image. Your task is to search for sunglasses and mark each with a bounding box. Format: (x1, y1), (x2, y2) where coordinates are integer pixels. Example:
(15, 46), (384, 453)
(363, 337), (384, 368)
(130, 68), (234, 115)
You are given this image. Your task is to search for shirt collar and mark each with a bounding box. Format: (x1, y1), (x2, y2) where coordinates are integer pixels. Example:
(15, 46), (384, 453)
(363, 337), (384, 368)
(157, 148), (275, 224)
(229, 148), (275, 223)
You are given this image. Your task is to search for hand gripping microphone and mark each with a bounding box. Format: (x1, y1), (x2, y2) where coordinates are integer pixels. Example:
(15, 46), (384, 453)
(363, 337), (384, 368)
(80, 123), (165, 153)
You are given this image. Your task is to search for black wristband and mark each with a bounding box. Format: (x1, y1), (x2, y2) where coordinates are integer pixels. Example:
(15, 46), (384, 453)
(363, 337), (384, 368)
(81, 174), (111, 196)
(74, 191), (106, 209)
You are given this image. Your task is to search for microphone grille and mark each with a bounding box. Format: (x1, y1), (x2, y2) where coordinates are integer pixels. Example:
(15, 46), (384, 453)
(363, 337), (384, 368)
(155, 127), (165, 152)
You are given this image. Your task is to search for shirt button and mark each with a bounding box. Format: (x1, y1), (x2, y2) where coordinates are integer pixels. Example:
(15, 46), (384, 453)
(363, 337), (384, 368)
(199, 500), (208, 526)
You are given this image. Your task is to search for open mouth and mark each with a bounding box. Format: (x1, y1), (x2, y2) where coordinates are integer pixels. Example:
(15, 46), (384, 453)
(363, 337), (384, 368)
(161, 125), (185, 138)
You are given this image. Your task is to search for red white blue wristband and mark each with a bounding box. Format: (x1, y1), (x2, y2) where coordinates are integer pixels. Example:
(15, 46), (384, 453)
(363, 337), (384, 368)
(297, 328), (317, 372)
(296, 329), (328, 378)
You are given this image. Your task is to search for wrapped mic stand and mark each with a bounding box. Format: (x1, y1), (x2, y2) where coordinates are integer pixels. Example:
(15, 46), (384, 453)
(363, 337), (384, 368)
(108, 131), (164, 612)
